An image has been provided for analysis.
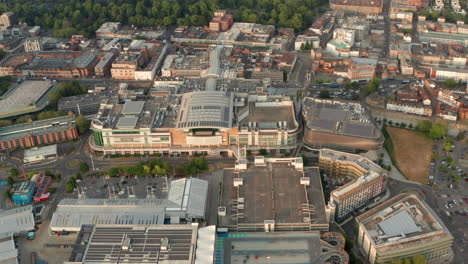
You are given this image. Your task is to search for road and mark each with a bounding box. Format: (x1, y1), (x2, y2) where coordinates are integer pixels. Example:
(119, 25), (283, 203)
(382, 0), (391, 58)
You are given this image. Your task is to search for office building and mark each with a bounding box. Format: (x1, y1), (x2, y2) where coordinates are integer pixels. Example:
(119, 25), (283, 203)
(319, 149), (387, 221)
(23, 145), (58, 163)
(356, 193), (453, 264)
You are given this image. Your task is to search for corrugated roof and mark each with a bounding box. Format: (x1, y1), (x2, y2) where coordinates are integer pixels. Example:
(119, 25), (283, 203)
(0, 205), (34, 235)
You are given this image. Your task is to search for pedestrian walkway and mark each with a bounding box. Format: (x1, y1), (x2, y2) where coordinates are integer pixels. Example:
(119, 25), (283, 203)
(377, 148), (407, 181)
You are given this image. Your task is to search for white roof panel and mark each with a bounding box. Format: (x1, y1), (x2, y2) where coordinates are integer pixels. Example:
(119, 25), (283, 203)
(378, 211), (420, 237)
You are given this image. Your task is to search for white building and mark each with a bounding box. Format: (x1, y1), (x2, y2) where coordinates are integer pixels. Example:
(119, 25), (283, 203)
(294, 35), (320, 50)
(23, 144), (58, 163)
(334, 28), (355, 46)
(23, 38), (42, 52)
(326, 39), (352, 57)
(386, 101), (433, 116)
(430, 67), (468, 82)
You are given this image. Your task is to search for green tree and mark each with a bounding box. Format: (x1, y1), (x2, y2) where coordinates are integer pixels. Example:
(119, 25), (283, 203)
(4, 190), (12, 199)
(362, 77), (380, 95)
(319, 90), (330, 98)
(316, 79), (324, 84)
(412, 255), (426, 264)
(75, 114), (91, 135)
(443, 78), (457, 87)
(65, 182), (74, 193)
(15, 115), (32, 124)
(429, 123), (447, 139)
(108, 167), (121, 177)
(0, 49), (6, 60)
(416, 120), (432, 133)
(0, 120), (13, 127)
(300, 43), (305, 51)
(259, 149), (268, 155)
(7, 176), (14, 186)
(10, 167), (18, 177)
(79, 162), (89, 173)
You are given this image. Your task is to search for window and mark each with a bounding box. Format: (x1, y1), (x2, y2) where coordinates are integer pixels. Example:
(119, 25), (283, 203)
(112, 131), (139, 135)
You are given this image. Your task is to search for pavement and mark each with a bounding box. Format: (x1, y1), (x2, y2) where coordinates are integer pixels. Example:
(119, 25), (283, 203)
(377, 148), (407, 181)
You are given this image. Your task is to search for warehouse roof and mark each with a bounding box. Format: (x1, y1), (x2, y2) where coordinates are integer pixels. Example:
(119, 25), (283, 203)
(74, 224), (199, 264)
(0, 205), (34, 235)
(51, 179), (208, 231)
(0, 234), (17, 264)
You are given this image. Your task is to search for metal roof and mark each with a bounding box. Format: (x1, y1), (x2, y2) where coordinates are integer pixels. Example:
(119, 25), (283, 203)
(23, 144), (57, 158)
(116, 116), (138, 129)
(378, 211), (420, 237)
(0, 205), (34, 235)
(81, 224), (198, 264)
(195, 225), (215, 264)
(167, 178), (208, 219)
(121, 101), (145, 115)
(0, 234), (17, 264)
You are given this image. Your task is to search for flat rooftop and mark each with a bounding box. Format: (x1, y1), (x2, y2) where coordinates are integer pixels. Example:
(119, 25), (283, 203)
(303, 98), (381, 139)
(219, 232), (349, 264)
(0, 80), (53, 117)
(239, 99), (298, 130)
(220, 158), (328, 230)
(357, 193), (452, 247)
(70, 224), (198, 264)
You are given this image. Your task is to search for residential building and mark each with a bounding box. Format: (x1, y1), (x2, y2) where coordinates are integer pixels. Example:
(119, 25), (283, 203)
(95, 22), (121, 39)
(0, 115), (79, 151)
(111, 53), (144, 80)
(0, 12), (16, 27)
(94, 52), (118, 77)
(386, 101), (433, 116)
(437, 89), (462, 108)
(430, 66), (468, 82)
(319, 149), (387, 221)
(23, 38), (42, 52)
(0, 233), (18, 264)
(330, 0), (383, 14)
(12, 182), (36, 206)
(347, 57), (377, 80)
(356, 193), (453, 264)
(209, 10), (234, 32)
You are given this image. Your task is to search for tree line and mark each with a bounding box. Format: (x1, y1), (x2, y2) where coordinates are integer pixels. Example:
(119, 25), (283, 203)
(1, 0), (326, 38)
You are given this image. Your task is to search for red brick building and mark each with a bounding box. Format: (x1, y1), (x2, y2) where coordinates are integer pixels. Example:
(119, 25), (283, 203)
(0, 115), (78, 151)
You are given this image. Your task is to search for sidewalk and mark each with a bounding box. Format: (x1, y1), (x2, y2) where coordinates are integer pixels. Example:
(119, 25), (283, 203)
(377, 148), (407, 181)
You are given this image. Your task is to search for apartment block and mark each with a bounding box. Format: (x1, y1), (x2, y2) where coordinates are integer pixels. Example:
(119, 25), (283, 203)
(319, 149), (387, 221)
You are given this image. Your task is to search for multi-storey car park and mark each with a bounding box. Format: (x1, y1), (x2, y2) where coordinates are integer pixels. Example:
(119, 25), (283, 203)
(302, 98), (384, 152)
(89, 91), (302, 156)
(219, 157), (330, 232)
(356, 193), (453, 264)
(319, 148), (388, 221)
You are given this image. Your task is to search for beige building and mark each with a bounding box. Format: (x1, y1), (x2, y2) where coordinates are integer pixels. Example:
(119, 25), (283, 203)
(356, 193), (453, 264)
(110, 53), (144, 80)
(319, 149), (387, 221)
(24, 38), (42, 52)
(0, 12), (16, 27)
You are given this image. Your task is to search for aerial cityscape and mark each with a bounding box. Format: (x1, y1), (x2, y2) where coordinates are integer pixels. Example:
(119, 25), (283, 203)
(0, 0), (467, 263)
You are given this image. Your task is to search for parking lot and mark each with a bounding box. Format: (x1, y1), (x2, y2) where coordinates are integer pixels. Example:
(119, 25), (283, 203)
(75, 175), (168, 199)
(430, 136), (467, 186)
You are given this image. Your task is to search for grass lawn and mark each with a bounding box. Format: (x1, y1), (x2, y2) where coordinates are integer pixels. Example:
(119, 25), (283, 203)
(387, 127), (433, 184)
